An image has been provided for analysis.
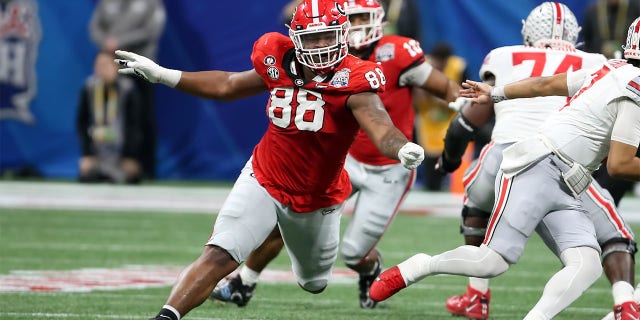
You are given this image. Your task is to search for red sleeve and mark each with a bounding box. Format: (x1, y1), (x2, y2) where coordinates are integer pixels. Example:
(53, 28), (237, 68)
(251, 33), (294, 83)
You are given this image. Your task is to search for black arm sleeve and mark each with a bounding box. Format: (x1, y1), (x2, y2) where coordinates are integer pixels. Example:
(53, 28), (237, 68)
(443, 113), (478, 161)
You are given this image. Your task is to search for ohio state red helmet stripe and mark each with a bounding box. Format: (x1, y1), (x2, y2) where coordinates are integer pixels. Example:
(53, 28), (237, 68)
(634, 19), (640, 50)
(553, 2), (563, 40)
(554, 2), (562, 26)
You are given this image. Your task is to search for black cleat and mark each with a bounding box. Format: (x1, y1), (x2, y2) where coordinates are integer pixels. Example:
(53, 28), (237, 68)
(358, 254), (383, 309)
(209, 274), (256, 307)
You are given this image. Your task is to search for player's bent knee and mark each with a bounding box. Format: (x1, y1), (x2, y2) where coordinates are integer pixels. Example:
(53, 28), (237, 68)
(340, 243), (364, 266)
(460, 207), (490, 238)
(460, 224), (487, 237)
(601, 238), (637, 261)
(476, 245), (510, 277)
(561, 247), (603, 282)
(298, 279), (327, 294)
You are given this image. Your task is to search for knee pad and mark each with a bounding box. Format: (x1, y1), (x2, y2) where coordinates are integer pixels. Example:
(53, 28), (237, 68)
(460, 224), (487, 237)
(462, 206), (492, 219)
(298, 279), (327, 294)
(460, 206), (490, 237)
(601, 238), (637, 261)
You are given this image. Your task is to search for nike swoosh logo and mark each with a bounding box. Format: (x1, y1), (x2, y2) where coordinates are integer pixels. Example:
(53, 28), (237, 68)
(465, 303), (479, 313)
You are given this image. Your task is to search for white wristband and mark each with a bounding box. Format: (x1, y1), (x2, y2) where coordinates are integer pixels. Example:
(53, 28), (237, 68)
(490, 86), (508, 103)
(160, 68), (182, 88)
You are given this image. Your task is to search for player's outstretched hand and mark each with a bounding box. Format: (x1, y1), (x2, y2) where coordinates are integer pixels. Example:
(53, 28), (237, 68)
(460, 80), (493, 104)
(114, 50), (181, 87)
(398, 142), (425, 170)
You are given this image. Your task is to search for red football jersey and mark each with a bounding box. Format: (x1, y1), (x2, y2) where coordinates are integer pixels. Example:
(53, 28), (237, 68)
(250, 32), (385, 212)
(348, 35), (425, 165)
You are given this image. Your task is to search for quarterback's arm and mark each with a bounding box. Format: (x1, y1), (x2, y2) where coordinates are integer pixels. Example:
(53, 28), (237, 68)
(607, 99), (640, 181)
(460, 73), (569, 104)
(608, 141), (640, 180)
(348, 92), (424, 169)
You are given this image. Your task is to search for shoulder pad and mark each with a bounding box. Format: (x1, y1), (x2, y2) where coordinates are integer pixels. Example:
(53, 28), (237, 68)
(328, 55), (384, 94)
(375, 35), (424, 68)
(626, 75), (640, 103)
(251, 33), (293, 68)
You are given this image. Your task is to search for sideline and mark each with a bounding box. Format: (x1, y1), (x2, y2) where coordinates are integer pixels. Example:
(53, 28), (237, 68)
(1, 181), (639, 221)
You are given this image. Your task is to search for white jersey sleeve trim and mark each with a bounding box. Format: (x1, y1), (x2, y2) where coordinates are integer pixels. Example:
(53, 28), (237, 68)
(611, 98), (640, 147)
(566, 68), (589, 96)
(398, 61), (433, 87)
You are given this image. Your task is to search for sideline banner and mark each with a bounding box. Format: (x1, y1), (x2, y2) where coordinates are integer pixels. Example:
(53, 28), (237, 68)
(0, 1), (589, 181)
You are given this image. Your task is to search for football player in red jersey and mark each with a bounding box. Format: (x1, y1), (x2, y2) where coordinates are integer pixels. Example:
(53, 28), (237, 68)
(114, 0), (424, 319)
(208, 0), (462, 310)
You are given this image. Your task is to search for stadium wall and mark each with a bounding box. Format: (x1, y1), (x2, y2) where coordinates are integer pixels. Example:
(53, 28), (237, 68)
(0, 0), (589, 180)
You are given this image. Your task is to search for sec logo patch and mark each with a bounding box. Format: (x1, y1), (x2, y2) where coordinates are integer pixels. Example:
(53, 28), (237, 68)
(267, 66), (280, 80)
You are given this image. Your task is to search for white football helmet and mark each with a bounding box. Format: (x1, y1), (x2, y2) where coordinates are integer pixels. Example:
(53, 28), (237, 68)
(289, 0), (350, 73)
(343, 0), (385, 50)
(623, 16), (640, 60)
(521, 2), (581, 49)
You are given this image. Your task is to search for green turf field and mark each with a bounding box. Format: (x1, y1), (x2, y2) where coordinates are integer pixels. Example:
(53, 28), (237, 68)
(0, 207), (626, 319)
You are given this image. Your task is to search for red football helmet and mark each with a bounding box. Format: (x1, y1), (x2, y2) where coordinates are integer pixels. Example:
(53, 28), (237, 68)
(343, 0), (384, 50)
(289, 0), (350, 73)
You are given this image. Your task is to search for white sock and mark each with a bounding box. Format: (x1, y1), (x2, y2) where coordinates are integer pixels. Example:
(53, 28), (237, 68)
(429, 245), (508, 278)
(612, 281), (635, 305)
(634, 282), (640, 302)
(469, 277), (490, 294)
(239, 265), (261, 286)
(397, 253), (431, 285)
(397, 246), (508, 286)
(526, 247), (602, 319)
(523, 309), (550, 320)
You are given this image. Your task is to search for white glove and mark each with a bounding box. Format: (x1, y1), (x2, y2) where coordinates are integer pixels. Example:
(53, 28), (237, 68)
(448, 97), (472, 112)
(114, 50), (182, 87)
(398, 142), (425, 170)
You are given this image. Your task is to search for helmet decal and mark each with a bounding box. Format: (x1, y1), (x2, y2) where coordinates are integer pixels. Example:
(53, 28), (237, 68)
(335, 2), (345, 16)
